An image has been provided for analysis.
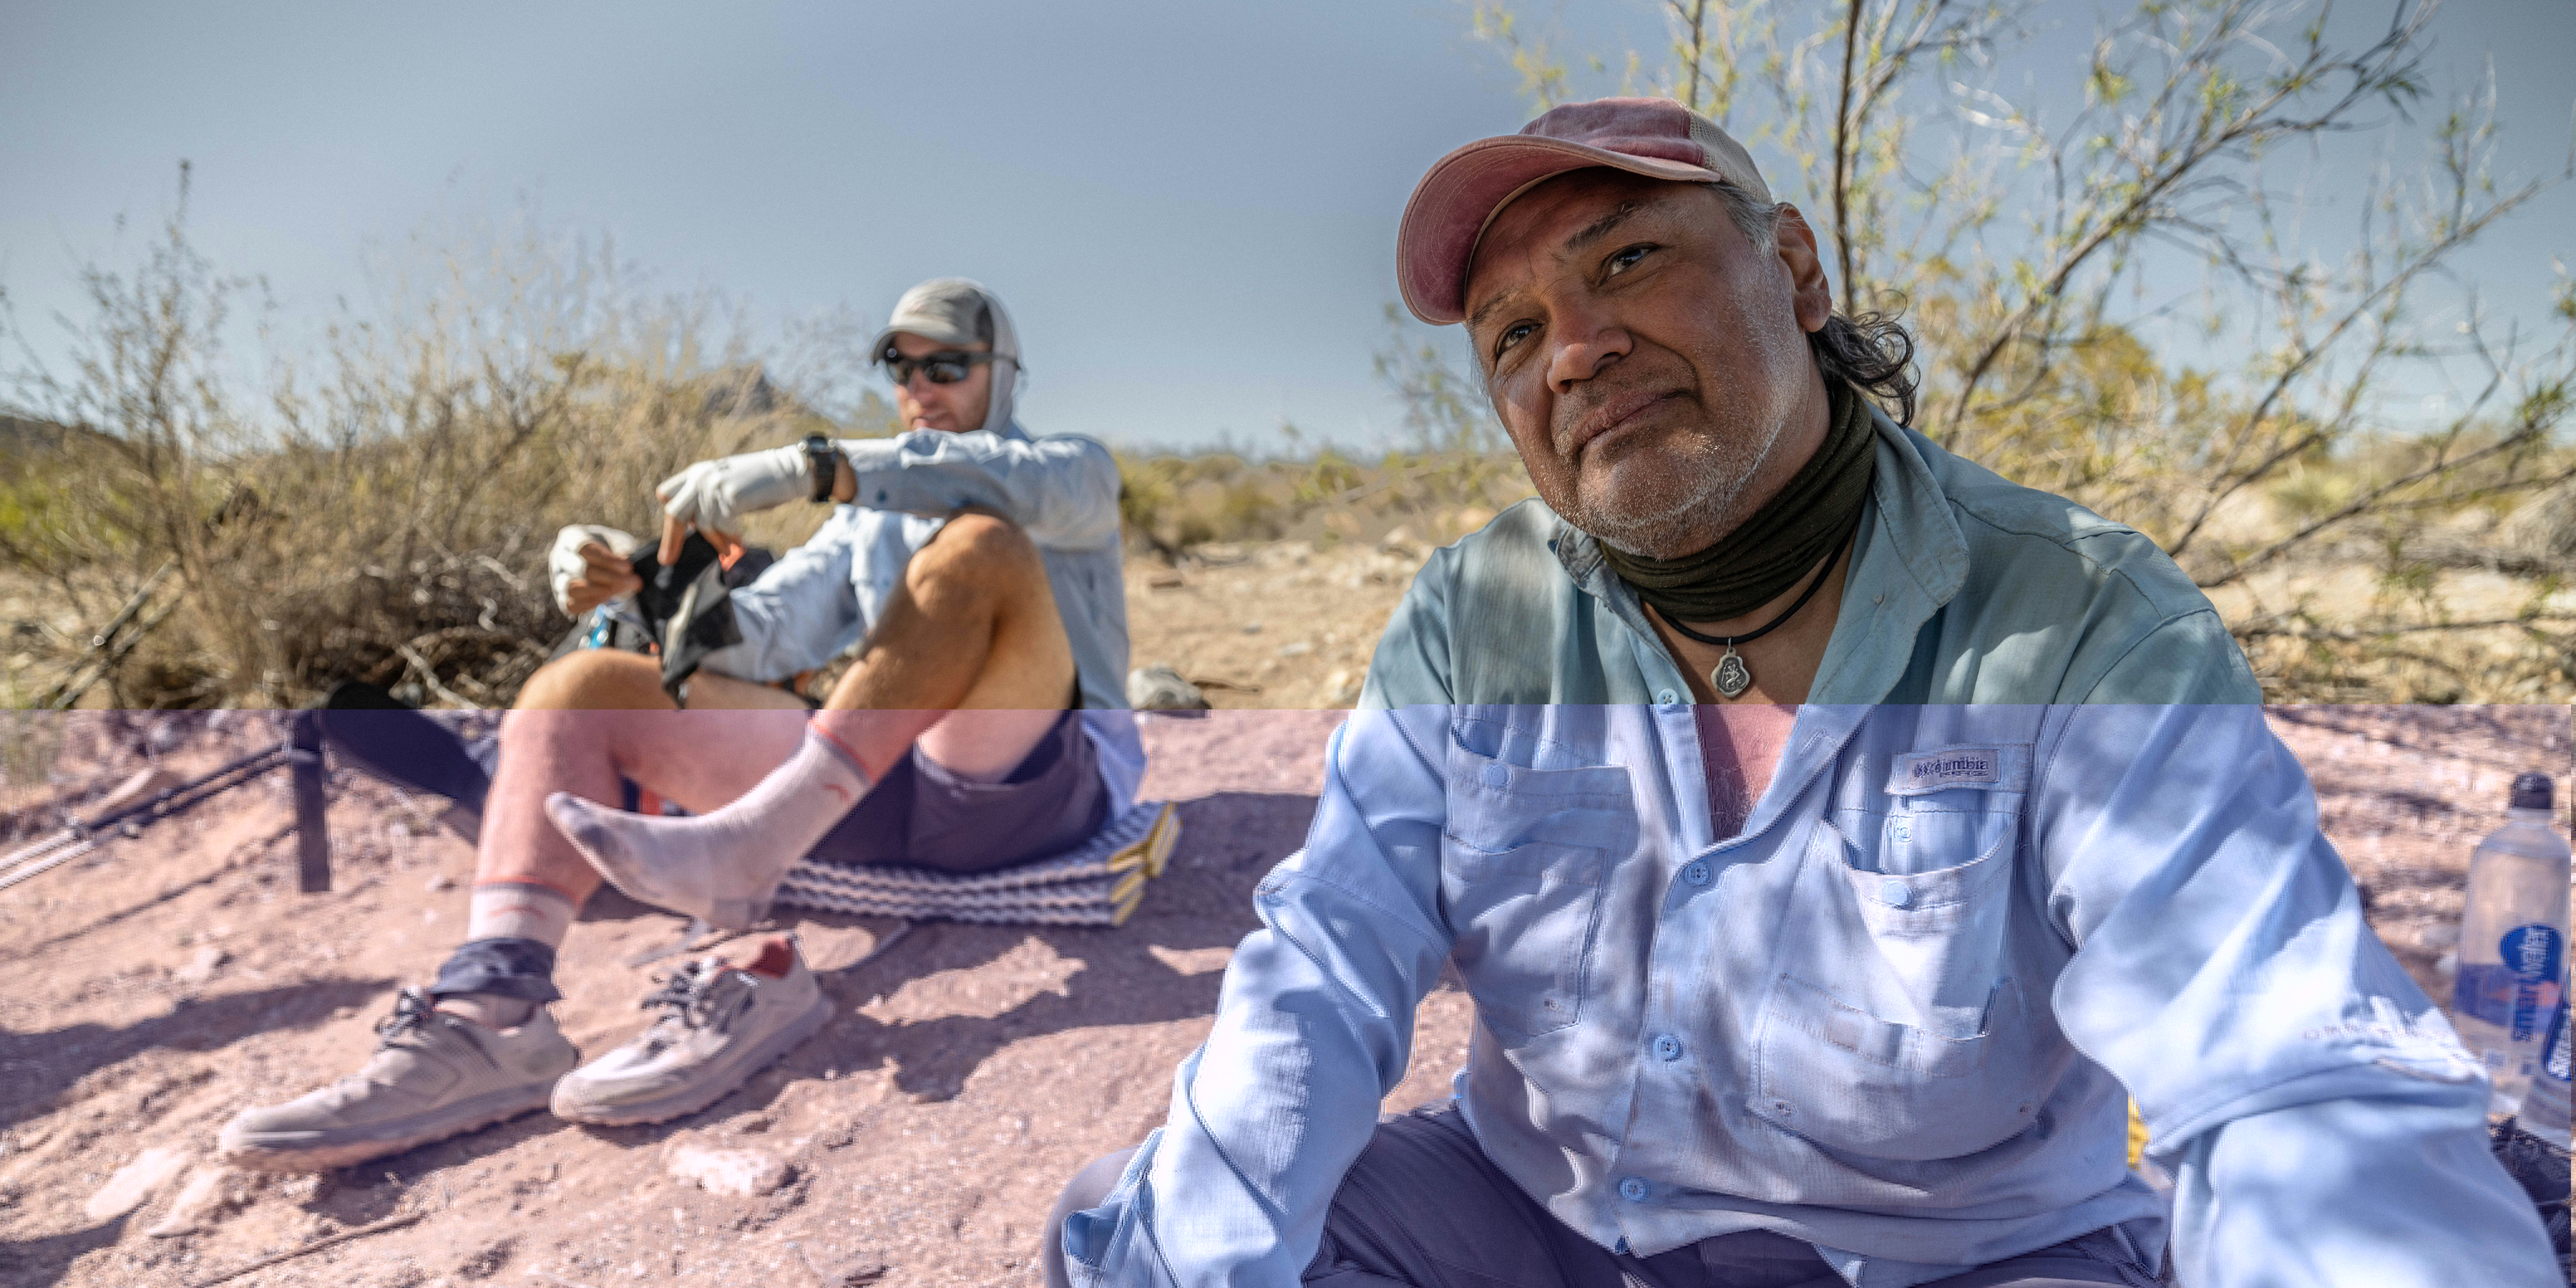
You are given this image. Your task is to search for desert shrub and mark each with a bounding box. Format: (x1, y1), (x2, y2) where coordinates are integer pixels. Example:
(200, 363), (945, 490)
(1, 184), (890, 708)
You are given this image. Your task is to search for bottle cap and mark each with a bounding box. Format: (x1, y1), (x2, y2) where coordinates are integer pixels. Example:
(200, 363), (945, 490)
(2509, 772), (2553, 811)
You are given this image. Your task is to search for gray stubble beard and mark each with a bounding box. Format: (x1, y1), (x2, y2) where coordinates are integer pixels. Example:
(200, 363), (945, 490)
(1558, 393), (1791, 559)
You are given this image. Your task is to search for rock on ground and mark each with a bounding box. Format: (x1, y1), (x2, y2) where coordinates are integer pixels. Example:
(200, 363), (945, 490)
(81, 1146), (192, 1223)
(665, 1142), (788, 1197)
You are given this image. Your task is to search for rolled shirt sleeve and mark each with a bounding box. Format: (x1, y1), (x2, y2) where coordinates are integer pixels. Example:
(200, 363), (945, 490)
(2036, 704), (2559, 1287)
(836, 428), (1122, 552)
(1064, 708), (1459, 1287)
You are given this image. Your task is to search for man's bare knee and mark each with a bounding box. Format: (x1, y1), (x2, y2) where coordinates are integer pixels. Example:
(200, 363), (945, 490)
(513, 649), (668, 711)
(907, 512), (1043, 600)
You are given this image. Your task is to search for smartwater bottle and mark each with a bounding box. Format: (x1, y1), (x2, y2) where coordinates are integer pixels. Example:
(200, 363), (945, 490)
(2452, 773), (2572, 1116)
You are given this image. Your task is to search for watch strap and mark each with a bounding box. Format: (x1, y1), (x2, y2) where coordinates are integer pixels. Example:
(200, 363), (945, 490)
(802, 434), (836, 504)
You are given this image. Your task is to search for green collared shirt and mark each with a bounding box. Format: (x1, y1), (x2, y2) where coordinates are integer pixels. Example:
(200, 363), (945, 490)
(1361, 408), (2261, 707)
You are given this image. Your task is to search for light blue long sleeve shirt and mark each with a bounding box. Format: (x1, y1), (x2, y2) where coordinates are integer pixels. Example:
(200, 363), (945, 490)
(1066, 704), (2559, 1287)
(1063, 412), (2556, 1286)
(695, 423), (1143, 810)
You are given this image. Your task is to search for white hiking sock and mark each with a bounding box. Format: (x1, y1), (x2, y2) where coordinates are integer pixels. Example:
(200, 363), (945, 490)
(464, 880), (577, 947)
(545, 724), (871, 930)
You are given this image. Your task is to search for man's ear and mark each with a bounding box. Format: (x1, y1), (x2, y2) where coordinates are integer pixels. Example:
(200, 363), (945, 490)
(1770, 205), (1834, 335)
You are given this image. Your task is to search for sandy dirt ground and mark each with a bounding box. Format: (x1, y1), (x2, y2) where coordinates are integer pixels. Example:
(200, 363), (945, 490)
(0, 557), (2568, 1287)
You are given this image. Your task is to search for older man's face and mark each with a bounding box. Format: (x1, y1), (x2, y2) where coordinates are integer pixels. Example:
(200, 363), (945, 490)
(890, 331), (995, 433)
(1463, 171), (1833, 558)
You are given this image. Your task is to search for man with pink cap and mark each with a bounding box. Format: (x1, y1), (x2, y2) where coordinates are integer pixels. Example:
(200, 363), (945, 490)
(1039, 100), (2557, 1288)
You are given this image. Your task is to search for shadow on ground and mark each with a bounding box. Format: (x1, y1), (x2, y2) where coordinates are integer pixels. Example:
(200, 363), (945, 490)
(0, 1213), (127, 1288)
(0, 977), (392, 1132)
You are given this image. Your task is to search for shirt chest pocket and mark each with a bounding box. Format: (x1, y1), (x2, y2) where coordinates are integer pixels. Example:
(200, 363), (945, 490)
(1750, 779), (2060, 1161)
(1441, 733), (1636, 1041)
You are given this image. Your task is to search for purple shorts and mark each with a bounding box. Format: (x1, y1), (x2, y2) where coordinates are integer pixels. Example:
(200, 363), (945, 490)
(802, 708), (1106, 875)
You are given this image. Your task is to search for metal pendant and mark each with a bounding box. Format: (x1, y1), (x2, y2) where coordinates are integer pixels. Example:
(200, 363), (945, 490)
(1710, 647), (1754, 699)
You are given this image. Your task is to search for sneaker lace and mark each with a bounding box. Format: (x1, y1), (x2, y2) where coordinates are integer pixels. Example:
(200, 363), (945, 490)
(372, 986), (441, 1049)
(636, 960), (740, 1052)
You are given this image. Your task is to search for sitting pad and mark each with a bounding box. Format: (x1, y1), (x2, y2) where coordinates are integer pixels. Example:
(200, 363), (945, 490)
(772, 800), (1181, 927)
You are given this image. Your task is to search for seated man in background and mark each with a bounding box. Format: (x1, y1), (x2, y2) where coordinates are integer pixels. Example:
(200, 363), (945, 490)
(219, 278), (1142, 1170)
(1039, 99), (2559, 1288)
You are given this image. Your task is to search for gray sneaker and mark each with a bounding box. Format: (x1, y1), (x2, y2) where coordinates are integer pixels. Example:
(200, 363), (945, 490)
(550, 937), (832, 1126)
(219, 988), (579, 1172)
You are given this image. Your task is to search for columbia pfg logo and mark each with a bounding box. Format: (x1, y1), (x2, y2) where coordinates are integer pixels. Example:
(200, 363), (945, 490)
(1908, 752), (1996, 786)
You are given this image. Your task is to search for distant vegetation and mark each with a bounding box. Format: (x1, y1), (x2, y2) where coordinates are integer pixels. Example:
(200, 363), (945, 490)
(0, 188), (898, 708)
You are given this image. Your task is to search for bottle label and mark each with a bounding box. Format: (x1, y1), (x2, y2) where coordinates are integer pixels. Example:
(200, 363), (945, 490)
(2504, 925), (2563, 1041)
(2456, 925), (2566, 1039)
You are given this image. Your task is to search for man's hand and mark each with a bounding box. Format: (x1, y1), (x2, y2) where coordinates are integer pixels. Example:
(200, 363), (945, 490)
(654, 445), (811, 565)
(548, 524), (644, 616)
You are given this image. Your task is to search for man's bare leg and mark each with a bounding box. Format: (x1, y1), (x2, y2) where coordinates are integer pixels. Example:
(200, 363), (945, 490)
(436, 652), (809, 1024)
(546, 513), (1076, 926)
(217, 658), (820, 1170)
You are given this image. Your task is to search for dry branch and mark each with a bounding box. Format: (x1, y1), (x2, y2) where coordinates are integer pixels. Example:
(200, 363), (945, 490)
(184, 1210), (424, 1288)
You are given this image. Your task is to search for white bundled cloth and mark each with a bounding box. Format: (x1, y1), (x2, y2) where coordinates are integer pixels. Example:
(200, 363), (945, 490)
(547, 524), (641, 615)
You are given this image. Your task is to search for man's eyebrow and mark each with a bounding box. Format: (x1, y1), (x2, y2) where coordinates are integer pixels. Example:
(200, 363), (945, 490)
(1467, 289), (1519, 336)
(1563, 200), (1648, 256)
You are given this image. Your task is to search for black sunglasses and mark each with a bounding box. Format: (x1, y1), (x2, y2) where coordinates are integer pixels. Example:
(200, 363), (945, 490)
(880, 347), (996, 386)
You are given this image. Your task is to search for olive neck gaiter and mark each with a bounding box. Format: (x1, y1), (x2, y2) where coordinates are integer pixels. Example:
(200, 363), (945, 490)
(1596, 376), (1877, 624)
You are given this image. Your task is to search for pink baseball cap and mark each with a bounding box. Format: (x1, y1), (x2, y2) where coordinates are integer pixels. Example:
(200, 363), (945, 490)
(1397, 97), (1773, 326)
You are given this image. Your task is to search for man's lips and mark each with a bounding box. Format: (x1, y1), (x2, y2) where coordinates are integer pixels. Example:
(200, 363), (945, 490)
(1560, 390), (1682, 458)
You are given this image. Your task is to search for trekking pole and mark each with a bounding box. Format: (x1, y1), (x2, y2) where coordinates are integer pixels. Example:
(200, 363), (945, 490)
(0, 740), (294, 893)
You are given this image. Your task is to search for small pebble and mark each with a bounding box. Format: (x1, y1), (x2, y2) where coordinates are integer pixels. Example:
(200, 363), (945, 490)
(665, 1142), (787, 1197)
(174, 946), (228, 985)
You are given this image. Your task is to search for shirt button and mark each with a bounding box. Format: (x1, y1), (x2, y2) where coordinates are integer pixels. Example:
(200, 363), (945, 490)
(1879, 878), (1913, 908)
(1618, 1176), (1649, 1202)
(1480, 763), (1509, 788)
(1655, 688), (1679, 705)
(1682, 861), (1711, 887)
(1652, 1034), (1684, 1061)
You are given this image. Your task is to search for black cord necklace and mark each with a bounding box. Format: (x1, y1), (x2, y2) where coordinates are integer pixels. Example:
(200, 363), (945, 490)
(1652, 536), (1846, 699)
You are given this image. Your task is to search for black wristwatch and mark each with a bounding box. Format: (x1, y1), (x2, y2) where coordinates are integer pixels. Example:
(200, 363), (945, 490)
(802, 433), (838, 504)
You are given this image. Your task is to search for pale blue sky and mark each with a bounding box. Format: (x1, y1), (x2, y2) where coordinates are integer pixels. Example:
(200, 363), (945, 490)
(3, 1), (2568, 452)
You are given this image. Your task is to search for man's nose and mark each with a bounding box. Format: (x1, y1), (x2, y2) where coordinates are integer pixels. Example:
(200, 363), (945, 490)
(1546, 304), (1632, 393)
